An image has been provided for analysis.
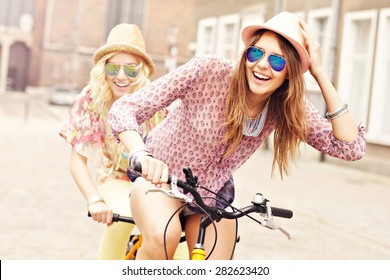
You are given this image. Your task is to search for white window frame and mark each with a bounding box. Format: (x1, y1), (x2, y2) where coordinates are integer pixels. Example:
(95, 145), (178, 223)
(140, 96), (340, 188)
(238, 11), (265, 55)
(195, 17), (217, 55)
(367, 8), (390, 145)
(216, 14), (240, 59)
(196, 5), (266, 58)
(337, 10), (377, 125)
(305, 8), (333, 92)
(293, 11), (305, 19)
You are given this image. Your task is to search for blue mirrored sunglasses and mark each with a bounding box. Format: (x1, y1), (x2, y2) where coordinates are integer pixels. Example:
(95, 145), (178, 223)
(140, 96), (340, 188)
(104, 63), (140, 78)
(246, 46), (286, 72)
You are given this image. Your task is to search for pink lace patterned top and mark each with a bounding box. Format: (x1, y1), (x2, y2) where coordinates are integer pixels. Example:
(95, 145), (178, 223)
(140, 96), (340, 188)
(108, 55), (366, 205)
(60, 86), (167, 184)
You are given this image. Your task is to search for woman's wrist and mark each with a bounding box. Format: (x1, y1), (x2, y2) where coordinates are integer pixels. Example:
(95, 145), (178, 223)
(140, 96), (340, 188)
(311, 68), (327, 81)
(87, 195), (104, 206)
(128, 148), (153, 169)
(326, 103), (349, 120)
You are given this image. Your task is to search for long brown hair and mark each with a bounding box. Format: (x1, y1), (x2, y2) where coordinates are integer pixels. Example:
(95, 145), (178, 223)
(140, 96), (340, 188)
(223, 30), (308, 178)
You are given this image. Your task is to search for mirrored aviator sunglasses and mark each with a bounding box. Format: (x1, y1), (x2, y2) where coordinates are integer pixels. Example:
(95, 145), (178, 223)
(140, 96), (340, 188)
(104, 63), (140, 78)
(246, 46), (286, 72)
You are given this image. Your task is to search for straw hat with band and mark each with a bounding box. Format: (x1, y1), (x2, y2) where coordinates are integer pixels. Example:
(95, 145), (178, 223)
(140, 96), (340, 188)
(241, 11), (310, 73)
(92, 23), (155, 75)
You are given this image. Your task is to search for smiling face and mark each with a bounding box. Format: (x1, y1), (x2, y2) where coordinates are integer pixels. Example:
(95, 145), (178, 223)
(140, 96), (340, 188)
(105, 52), (142, 101)
(245, 31), (288, 102)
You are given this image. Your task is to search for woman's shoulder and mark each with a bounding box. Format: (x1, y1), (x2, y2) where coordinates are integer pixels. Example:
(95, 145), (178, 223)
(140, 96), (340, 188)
(192, 54), (235, 67)
(69, 85), (104, 121)
(190, 54), (236, 77)
(78, 85), (93, 101)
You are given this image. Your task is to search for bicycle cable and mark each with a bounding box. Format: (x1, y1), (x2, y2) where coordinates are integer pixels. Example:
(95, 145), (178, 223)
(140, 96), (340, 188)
(162, 200), (218, 260)
(163, 202), (190, 260)
(134, 163), (278, 258)
(188, 195), (238, 260)
(162, 198), (223, 260)
(199, 185), (275, 226)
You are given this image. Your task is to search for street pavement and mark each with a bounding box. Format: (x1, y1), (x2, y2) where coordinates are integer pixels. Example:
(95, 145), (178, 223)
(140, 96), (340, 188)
(0, 93), (389, 260)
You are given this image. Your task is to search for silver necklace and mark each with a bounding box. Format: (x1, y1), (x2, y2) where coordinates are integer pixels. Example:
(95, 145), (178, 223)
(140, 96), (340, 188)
(242, 101), (269, 137)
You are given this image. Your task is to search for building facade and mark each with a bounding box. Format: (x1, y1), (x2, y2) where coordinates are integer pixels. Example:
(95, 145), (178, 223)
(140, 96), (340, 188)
(192, 0), (390, 175)
(0, 0), (196, 92)
(0, 0), (389, 174)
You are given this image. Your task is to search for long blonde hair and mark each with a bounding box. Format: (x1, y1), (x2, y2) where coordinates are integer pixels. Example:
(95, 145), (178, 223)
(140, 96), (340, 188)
(88, 52), (151, 114)
(223, 30), (308, 178)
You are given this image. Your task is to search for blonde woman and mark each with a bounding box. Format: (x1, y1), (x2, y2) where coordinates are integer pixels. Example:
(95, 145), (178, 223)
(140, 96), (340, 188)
(108, 12), (366, 259)
(60, 24), (166, 259)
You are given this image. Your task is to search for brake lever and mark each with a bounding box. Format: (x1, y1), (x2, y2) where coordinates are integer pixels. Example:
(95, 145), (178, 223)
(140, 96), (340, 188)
(262, 203), (292, 239)
(145, 175), (193, 203)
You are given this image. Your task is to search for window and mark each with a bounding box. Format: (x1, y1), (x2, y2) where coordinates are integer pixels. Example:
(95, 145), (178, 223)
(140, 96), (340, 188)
(216, 14), (240, 59)
(305, 9), (332, 92)
(368, 8), (390, 144)
(106, 0), (145, 35)
(337, 10), (377, 125)
(196, 17), (217, 55)
(238, 12), (265, 54)
(196, 5), (267, 59)
(0, 0), (35, 27)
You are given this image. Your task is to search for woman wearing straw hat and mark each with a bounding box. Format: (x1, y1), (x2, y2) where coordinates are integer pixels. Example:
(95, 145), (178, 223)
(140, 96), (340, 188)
(108, 12), (366, 259)
(60, 23), (169, 259)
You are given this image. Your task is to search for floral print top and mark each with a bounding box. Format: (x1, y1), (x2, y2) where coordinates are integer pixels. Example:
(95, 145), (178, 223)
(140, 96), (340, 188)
(108, 54), (366, 206)
(60, 86), (167, 185)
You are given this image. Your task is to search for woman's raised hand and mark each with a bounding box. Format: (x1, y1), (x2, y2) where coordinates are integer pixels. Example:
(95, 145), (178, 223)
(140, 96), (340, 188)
(299, 17), (324, 78)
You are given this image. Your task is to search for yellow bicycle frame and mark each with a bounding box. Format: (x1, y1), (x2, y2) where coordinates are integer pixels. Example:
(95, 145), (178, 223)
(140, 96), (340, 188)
(191, 248), (206, 260)
(126, 233), (190, 260)
(125, 235), (143, 260)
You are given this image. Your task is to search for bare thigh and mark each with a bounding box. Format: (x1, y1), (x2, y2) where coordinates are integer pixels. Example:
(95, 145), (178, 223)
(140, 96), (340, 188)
(98, 179), (132, 216)
(184, 214), (237, 260)
(129, 178), (184, 258)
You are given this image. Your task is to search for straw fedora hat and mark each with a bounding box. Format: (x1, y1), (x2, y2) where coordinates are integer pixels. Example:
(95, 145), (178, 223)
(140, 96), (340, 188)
(92, 23), (155, 75)
(241, 11), (310, 72)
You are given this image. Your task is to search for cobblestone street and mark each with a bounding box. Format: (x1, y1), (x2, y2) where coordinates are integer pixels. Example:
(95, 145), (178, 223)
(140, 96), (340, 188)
(0, 94), (389, 261)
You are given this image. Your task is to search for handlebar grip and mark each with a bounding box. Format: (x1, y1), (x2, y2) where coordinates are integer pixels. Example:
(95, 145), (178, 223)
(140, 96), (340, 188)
(133, 162), (173, 184)
(112, 213), (135, 224)
(134, 162), (142, 173)
(270, 207), (293, 219)
(88, 212), (135, 224)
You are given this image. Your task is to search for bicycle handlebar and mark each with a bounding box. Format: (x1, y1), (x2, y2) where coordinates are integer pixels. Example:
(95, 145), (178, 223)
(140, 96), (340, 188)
(133, 163), (293, 220)
(88, 163), (293, 239)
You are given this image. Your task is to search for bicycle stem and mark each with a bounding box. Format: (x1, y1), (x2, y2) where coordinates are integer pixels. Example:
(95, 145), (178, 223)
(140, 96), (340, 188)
(192, 215), (213, 260)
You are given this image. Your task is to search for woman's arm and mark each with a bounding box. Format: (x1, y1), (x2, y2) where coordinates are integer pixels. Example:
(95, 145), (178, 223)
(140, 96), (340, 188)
(312, 71), (358, 142)
(118, 130), (169, 187)
(109, 56), (209, 186)
(108, 55), (220, 140)
(69, 148), (113, 224)
(300, 18), (358, 142)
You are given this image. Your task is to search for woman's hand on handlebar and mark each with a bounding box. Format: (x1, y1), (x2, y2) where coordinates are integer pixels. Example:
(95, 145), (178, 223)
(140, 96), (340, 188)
(88, 202), (114, 225)
(137, 155), (169, 188)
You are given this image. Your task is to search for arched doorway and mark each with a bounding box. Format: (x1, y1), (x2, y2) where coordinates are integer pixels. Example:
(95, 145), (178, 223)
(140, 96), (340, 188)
(8, 42), (30, 91)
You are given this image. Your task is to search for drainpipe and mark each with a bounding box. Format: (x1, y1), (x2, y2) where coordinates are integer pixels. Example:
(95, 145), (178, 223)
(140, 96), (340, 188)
(0, 37), (11, 94)
(320, 0), (341, 162)
(70, 0), (83, 89)
(274, 0), (282, 14)
(329, 0), (341, 84)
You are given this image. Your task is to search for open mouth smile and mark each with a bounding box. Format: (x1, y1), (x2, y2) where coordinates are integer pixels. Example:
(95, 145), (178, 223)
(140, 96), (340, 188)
(114, 82), (130, 87)
(254, 72), (271, 81)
